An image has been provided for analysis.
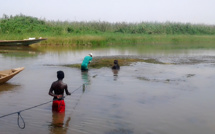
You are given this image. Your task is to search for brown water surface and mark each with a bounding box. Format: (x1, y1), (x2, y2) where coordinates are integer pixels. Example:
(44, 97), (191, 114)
(1, 44), (215, 134)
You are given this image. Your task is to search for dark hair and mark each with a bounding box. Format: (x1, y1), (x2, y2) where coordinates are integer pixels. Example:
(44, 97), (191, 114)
(57, 71), (64, 80)
(114, 60), (118, 64)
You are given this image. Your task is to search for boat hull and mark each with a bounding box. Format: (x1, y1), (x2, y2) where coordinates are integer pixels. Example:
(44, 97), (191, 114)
(0, 38), (46, 46)
(0, 67), (25, 84)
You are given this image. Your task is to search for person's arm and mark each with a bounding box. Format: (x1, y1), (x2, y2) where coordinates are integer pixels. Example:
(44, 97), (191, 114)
(64, 84), (71, 95)
(49, 83), (61, 99)
(48, 84), (55, 97)
(88, 57), (92, 64)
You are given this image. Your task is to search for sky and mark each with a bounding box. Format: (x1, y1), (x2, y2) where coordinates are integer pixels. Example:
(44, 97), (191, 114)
(1, 0), (215, 25)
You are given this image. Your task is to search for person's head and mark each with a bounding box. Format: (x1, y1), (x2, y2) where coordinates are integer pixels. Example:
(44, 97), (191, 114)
(89, 53), (93, 57)
(57, 70), (64, 80)
(114, 60), (118, 64)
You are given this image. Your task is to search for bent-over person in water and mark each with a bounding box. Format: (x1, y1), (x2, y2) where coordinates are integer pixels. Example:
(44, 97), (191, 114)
(112, 60), (120, 70)
(49, 71), (71, 112)
(81, 53), (93, 71)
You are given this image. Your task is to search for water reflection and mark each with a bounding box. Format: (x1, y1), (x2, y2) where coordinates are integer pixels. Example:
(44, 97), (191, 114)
(112, 69), (119, 81)
(0, 83), (20, 93)
(49, 111), (71, 134)
(0, 46), (41, 57)
(81, 71), (91, 85)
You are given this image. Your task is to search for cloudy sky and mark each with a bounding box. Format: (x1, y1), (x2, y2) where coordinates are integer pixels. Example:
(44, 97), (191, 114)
(1, 0), (215, 25)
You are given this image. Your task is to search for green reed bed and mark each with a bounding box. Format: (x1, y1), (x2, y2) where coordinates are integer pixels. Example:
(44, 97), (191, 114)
(64, 56), (169, 69)
(65, 58), (146, 69)
(41, 34), (215, 46)
(1, 14), (215, 47)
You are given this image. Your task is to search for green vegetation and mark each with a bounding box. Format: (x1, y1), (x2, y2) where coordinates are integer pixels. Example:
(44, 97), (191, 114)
(64, 56), (168, 69)
(65, 58), (146, 69)
(0, 14), (215, 46)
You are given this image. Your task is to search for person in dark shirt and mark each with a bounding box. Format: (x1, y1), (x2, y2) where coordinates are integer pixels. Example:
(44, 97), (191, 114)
(112, 60), (120, 70)
(49, 71), (71, 112)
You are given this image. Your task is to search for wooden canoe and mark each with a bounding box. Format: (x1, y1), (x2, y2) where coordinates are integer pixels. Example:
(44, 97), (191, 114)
(0, 67), (24, 84)
(0, 38), (47, 46)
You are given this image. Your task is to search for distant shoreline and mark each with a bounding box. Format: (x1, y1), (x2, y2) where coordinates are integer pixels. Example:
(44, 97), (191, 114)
(30, 34), (215, 47)
(0, 15), (215, 47)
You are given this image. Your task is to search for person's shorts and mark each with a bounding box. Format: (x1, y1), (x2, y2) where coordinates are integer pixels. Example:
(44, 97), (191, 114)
(52, 100), (65, 113)
(81, 68), (88, 72)
(81, 66), (88, 71)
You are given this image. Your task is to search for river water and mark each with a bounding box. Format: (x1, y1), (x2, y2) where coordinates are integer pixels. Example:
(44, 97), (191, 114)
(1, 44), (215, 134)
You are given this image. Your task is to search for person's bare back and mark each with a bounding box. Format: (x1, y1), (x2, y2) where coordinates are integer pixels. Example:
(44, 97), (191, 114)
(49, 71), (71, 100)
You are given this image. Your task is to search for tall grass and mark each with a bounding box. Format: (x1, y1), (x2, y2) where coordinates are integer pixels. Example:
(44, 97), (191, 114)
(0, 14), (215, 46)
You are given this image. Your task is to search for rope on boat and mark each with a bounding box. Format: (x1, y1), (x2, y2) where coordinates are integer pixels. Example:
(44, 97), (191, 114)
(0, 83), (86, 129)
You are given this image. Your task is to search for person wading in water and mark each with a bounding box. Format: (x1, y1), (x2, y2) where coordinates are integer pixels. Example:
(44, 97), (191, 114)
(112, 60), (120, 70)
(49, 71), (71, 112)
(81, 53), (93, 71)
